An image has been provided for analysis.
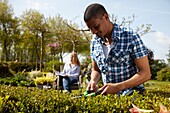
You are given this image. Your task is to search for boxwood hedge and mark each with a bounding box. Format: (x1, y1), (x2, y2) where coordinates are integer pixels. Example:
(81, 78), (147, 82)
(0, 85), (170, 113)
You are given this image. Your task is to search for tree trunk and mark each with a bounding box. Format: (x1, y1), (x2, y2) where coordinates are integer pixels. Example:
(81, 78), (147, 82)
(59, 52), (63, 63)
(40, 32), (44, 72)
(3, 39), (8, 62)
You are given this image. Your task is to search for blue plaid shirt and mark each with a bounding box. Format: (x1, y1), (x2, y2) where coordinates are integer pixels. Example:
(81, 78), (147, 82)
(90, 23), (148, 95)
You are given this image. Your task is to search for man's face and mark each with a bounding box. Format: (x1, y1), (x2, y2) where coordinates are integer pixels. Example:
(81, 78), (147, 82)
(86, 14), (108, 37)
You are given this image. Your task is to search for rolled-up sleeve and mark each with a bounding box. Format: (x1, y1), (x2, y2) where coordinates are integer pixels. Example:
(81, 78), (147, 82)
(132, 34), (148, 59)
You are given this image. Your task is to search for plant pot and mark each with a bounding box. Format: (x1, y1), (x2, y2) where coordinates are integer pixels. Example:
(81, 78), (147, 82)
(37, 84), (43, 89)
(36, 84), (52, 90)
(43, 85), (52, 90)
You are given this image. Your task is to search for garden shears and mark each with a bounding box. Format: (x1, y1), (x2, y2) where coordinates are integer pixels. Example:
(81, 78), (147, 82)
(71, 90), (103, 99)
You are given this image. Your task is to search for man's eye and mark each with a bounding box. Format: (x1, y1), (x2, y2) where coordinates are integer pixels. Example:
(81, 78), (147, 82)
(94, 25), (99, 29)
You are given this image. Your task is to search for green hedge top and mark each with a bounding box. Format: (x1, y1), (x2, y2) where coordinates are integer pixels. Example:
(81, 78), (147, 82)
(0, 85), (170, 113)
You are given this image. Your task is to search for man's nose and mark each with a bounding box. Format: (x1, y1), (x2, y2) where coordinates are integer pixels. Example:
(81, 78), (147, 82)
(91, 28), (97, 34)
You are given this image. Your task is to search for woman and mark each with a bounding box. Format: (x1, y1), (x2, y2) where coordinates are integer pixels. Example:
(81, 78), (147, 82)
(61, 51), (80, 93)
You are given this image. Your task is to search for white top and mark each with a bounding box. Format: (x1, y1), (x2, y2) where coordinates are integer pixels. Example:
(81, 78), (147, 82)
(60, 62), (80, 80)
(102, 42), (114, 58)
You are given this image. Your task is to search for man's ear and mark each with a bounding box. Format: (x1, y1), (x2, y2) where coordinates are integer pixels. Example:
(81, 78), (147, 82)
(103, 13), (109, 20)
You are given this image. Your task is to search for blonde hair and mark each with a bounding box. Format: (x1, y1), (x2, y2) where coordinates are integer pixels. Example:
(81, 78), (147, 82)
(71, 52), (80, 67)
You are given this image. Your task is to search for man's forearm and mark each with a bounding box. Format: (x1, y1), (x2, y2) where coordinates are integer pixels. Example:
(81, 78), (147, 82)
(90, 70), (101, 84)
(119, 70), (151, 91)
(119, 56), (151, 90)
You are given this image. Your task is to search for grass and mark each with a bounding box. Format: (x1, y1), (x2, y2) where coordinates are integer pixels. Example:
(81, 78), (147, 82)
(144, 80), (170, 90)
(72, 80), (170, 95)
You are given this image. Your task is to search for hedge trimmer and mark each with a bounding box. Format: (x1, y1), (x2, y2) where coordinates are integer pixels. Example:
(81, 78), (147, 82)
(71, 90), (102, 99)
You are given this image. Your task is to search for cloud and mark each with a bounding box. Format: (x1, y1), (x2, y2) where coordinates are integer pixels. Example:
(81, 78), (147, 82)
(127, 7), (170, 15)
(143, 31), (170, 61)
(152, 31), (170, 46)
(26, 0), (55, 10)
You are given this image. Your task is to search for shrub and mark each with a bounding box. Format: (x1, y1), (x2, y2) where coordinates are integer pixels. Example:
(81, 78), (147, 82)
(156, 67), (170, 81)
(0, 63), (13, 78)
(9, 62), (37, 73)
(46, 60), (64, 72)
(46, 72), (54, 77)
(0, 71), (35, 87)
(33, 76), (55, 85)
(0, 85), (170, 112)
(28, 70), (43, 80)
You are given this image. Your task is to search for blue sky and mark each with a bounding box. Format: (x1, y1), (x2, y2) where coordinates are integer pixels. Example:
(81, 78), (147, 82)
(8, 0), (170, 63)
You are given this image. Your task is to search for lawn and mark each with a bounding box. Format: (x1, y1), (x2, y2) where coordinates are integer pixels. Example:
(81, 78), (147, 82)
(71, 80), (170, 95)
(145, 80), (170, 90)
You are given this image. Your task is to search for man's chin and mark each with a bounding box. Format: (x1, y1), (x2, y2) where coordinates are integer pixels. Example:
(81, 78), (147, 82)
(96, 34), (103, 37)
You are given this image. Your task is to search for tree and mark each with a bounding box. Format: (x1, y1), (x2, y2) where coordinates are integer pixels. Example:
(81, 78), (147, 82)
(156, 67), (170, 81)
(150, 59), (167, 79)
(0, 0), (15, 62)
(47, 15), (90, 62)
(167, 46), (170, 66)
(21, 9), (50, 71)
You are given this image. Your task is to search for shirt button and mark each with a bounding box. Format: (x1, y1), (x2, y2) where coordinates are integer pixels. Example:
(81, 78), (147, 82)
(105, 72), (109, 75)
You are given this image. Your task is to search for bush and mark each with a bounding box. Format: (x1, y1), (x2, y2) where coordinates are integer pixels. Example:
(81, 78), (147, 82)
(0, 63), (13, 78)
(33, 76), (55, 85)
(9, 62), (38, 73)
(156, 67), (170, 81)
(28, 70), (43, 80)
(0, 85), (170, 112)
(46, 60), (64, 72)
(150, 60), (167, 80)
(0, 72), (35, 87)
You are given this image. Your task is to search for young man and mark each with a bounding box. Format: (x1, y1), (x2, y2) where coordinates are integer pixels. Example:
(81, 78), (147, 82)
(84, 3), (151, 95)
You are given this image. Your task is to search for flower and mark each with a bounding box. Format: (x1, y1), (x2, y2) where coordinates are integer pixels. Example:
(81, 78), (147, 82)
(47, 42), (60, 48)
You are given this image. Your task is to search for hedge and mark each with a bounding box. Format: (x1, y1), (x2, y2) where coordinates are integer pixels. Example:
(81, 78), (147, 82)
(9, 62), (38, 73)
(0, 85), (170, 113)
(0, 63), (13, 78)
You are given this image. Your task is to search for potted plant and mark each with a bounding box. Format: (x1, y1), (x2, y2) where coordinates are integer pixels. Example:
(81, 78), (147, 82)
(34, 76), (55, 89)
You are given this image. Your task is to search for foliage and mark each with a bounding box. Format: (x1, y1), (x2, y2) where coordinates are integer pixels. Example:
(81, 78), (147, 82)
(81, 56), (91, 70)
(46, 60), (64, 72)
(0, 72), (35, 87)
(156, 67), (170, 81)
(33, 76), (55, 85)
(167, 46), (170, 66)
(28, 70), (43, 80)
(146, 47), (154, 65)
(0, 1), (156, 69)
(0, 63), (13, 77)
(0, 0), (18, 62)
(150, 59), (167, 80)
(0, 85), (170, 112)
(46, 72), (54, 77)
(9, 62), (37, 72)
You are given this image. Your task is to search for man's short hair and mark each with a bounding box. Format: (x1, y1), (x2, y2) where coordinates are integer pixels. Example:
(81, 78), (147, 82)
(84, 3), (107, 22)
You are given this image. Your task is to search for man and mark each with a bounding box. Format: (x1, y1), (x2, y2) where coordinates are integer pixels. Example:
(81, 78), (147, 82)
(84, 3), (151, 95)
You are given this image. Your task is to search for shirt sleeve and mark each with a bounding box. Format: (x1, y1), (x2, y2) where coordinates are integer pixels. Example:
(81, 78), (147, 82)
(60, 63), (67, 75)
(131, 33), (148, 59)
(90, 40), (95, 61)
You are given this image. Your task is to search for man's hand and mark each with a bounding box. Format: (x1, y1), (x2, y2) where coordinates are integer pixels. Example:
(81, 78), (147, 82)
(100, 83), (122, 95)
(87, 61), (101, 92)
(87, 80), (98, 92)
